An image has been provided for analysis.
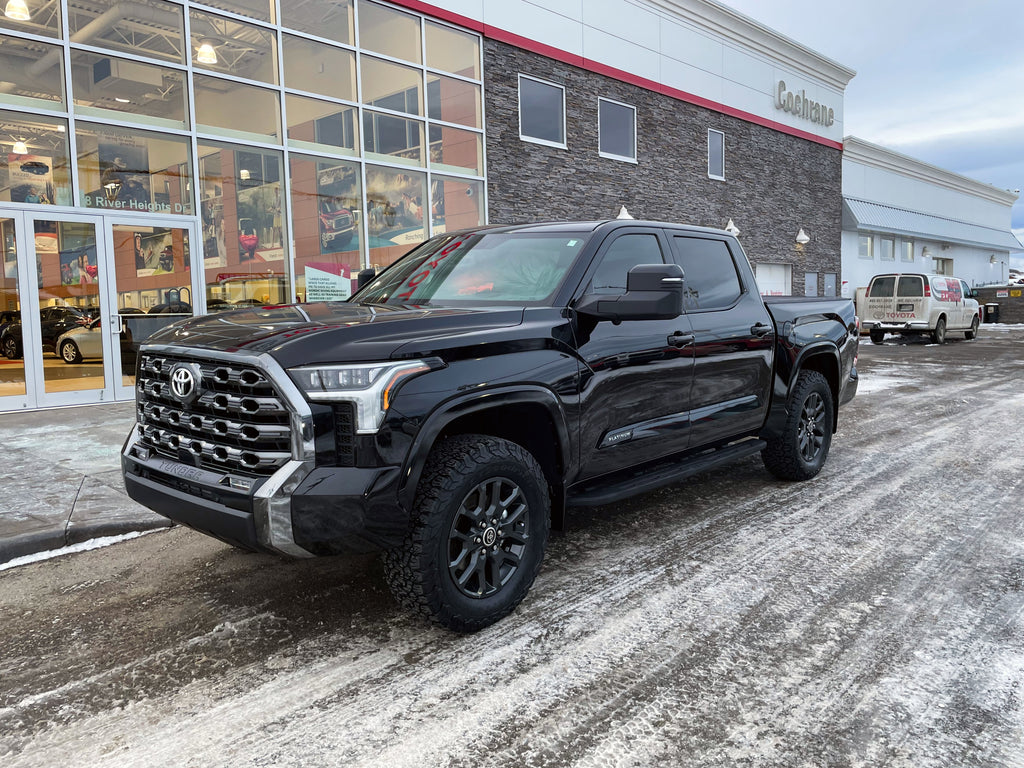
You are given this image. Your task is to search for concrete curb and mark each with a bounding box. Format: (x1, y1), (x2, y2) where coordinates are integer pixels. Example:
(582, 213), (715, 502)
(0, 517), (173, 565)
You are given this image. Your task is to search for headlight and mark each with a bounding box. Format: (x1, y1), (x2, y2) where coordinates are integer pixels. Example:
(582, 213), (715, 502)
(288, 360), (433, 433)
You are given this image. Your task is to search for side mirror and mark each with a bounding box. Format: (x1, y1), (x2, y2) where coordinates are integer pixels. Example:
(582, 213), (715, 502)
(575, 263), (684, 322)
(356, 268), (376, 290)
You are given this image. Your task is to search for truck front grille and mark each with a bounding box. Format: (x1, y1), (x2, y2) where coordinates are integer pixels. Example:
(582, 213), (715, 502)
(135, 352), (293, 476)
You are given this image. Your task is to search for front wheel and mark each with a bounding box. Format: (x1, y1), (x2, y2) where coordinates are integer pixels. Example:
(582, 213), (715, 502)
(1, 335), (19, 360)
(965, 316), (980, 341)
(762, 370), (834, 481)
(383, 434), (550, 632)
(59, 339), (82, 364)
(932, 317), (947, 344)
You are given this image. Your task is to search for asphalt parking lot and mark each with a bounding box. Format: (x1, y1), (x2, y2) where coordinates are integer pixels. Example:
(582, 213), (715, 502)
(2, 324), (1023, 767)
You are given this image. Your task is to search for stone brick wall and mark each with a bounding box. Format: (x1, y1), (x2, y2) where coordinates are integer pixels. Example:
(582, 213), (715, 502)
(483, 39), (842, 296)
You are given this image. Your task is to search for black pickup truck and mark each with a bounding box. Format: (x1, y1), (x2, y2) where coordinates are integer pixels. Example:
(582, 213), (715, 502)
(122, 220), (858, 631)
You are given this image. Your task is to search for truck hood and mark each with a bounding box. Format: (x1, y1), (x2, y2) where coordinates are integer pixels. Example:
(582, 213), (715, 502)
(145, 302), (527, 365)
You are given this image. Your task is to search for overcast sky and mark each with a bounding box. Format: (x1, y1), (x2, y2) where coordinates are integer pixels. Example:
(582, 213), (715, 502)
(720, 0), (1024, 248)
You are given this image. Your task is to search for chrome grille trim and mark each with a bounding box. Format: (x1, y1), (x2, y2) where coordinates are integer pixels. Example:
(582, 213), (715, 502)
(130, 344), (316, 558)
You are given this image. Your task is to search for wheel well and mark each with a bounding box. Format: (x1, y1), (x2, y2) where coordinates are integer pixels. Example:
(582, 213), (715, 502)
(798, 351), (839, 430)
(436, 403), (566, 529)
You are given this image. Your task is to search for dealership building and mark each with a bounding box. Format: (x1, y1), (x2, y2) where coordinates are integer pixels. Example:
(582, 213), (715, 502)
(0, 0), (857, 411)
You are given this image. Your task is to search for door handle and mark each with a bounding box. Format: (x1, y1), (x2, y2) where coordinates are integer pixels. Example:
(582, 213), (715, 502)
(750, 322), (773, 337)
(668, 331), (694, 348)
(110, 314), (124, 333)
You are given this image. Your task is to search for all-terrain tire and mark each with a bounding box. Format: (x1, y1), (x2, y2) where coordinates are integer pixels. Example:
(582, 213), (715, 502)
(932, 317), (947, 344)
(869, 329), (884, 344)
(762, 370), (834, 481)
(965, 316), (979, 341)
(382, 434), (550, 633)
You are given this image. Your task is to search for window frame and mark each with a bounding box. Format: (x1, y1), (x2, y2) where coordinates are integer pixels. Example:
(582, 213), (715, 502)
(518, 74), (567, 149)
(879, 236), (896, 262)
(707, 128), (725, 181)
(598, 97), (637, 163)
(858, 234), (874, 260)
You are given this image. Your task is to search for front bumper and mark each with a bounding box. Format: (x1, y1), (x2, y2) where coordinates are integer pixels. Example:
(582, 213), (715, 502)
(123, 428), (408, 555)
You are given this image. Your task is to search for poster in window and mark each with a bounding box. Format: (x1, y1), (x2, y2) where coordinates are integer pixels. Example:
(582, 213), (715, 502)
(235, 182), (283, 263)
(8, 154), (55, 205)
(304, 262), (352, 302)
(316, 164), (361, 256)
(59, 246), (98, 287)
(135, 230), (178, 277)
(365, 168), (426, 248)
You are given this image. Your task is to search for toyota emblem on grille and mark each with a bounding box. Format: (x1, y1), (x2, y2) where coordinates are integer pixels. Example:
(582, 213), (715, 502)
(169, 364), (201, 403)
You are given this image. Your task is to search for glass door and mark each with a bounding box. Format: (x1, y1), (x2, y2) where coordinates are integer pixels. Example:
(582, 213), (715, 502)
(23, 212), (114, 408)
(0, 214), (31, 410)
(106, 219), (201, 400)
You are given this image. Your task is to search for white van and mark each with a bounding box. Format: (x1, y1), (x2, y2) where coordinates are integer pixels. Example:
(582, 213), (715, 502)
(864, 273), (980, 344)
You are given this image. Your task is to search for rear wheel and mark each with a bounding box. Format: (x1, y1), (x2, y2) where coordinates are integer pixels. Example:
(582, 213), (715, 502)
(932, 317), (947, 344)
(762, 370), (833, 481)
(2, 335), (19, 360)
(869, 329), (885, 344)
(383, 434), (549, 632)
(965, 316), (979, 341)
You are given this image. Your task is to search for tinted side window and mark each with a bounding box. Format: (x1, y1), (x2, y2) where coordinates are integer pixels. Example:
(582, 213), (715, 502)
(672, 236), (742, 310)
(869, 276), (895, 297)
(897, 276), (923, 297)
(587, 233), (665, 295)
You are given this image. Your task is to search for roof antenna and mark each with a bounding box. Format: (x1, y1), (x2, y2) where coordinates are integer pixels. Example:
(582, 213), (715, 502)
(617, 205), (634, 219)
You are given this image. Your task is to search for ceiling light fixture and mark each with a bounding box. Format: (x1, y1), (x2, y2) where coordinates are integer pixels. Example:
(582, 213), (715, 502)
(4, 0), (30, 22)
(12, 139), (28, 154)
(196, 39), (218, 65)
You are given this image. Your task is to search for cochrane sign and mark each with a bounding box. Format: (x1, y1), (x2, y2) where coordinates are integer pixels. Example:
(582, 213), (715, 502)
(775, 80), (835, 127)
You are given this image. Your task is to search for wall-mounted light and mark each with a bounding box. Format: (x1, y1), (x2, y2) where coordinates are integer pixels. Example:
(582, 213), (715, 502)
(990, 255), (997, 265)
(196, 39), (218, 65)
(12, 139), (28, 155)
(4, 0), (31, 22)
(617, 205), (633, 220)
(795, 228), (810, 245)
(724, 218), (740, 237)
(922, 246), (931, 258)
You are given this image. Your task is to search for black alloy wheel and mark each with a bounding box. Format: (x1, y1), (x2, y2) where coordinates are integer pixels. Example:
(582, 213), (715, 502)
(447, 477), (530, 598)
(796, 390), (827, 464)
(762, 370), (834, 481)
(2, 335), (19, 360)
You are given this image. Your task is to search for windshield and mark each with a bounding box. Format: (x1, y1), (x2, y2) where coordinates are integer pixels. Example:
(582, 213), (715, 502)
(354, 231), (589, 307)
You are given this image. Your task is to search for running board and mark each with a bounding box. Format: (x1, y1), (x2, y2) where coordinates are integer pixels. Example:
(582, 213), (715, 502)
(567, 439), (766, 508)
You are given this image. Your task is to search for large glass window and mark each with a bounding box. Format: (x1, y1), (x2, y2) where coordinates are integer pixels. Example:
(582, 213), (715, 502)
(289, 154), (362, 302)
(359, 1), (421, 64)
(880, 237), (895, 261)
(70, 51), (187, 129)
(194, 74), (281, 142)
(281, 0), (353, 45)
(76, 123), (193, 215)
(858, 234), (873, 260)
(190, 9), (277, 85)
(599, 98), (636, 162)
(0, 34), (66, 110)
(427, 74), (481, 128)
(755, 263), (792, 296)
(0, 216), (24, 398)
(901, 240), (914, 262)
(429, 125), (482, 176)
(282, 34), (355, 100)
(519, 75), (565, 147)
(362, 56), (423, 116)
(0, 0), (61, 38)
(430, 175), (484, 235)
(1, 110), (72, 206)
(201, 0), (274, 24)
(68, 0), (184, 64)
(426, 21), (480, 79)
(365, 165), (427, 269)
(198, 142), (288, 307)
(363, 111), (423, 166)
(286, 94), (358, 155)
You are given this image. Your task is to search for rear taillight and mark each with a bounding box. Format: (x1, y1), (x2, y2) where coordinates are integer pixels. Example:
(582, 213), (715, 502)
(923, 281), (931, 297)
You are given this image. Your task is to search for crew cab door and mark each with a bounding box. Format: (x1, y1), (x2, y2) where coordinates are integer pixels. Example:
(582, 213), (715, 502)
(668, 234), (774, 448)
(572, 228), (694, 481)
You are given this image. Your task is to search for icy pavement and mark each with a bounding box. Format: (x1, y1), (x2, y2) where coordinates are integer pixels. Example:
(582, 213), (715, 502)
(2, 330), (1024, 767)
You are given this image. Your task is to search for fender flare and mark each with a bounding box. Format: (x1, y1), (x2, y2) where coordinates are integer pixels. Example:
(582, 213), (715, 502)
(397, 385), (573, 512)
(763, 341), (842, 439)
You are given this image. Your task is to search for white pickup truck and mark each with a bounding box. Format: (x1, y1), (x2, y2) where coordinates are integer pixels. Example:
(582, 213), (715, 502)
(864, 273), (980, 344)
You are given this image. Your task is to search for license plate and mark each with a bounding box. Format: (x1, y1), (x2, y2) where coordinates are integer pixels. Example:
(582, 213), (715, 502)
(898, 303), (914, 312)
